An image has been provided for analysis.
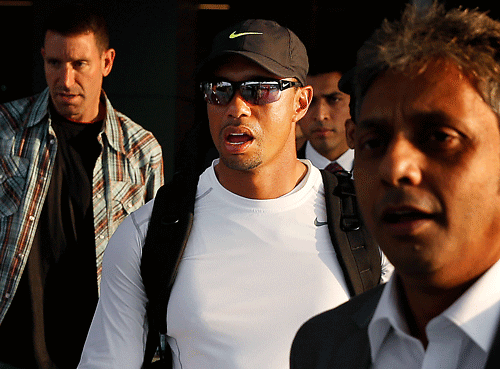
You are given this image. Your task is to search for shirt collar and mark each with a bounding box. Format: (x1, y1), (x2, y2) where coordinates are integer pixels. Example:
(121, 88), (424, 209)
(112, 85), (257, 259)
(100, 90), (127, 154)
(37, 88), (126, 155)
(441, 258), (500, 352)
(28, 88), (51, 128)
(304, 141), (354, 171)
(368, 275), (408, 362)
(368, 259), (500, 361)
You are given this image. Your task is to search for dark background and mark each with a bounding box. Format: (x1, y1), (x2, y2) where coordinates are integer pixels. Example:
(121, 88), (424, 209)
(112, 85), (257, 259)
(1, 0), (497, 180)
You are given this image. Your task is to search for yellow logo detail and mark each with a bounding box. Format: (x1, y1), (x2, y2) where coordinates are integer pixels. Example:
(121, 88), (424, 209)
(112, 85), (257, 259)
(229, 31), (263, 39)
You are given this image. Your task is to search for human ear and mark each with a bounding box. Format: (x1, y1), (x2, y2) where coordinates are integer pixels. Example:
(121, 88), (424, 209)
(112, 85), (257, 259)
(346, 119), (356, 149)
(102, 48), (116, 77)
(293, 85), (313, 123)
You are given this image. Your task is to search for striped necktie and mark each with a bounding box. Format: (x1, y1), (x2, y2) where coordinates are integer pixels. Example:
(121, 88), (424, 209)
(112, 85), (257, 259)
(324, 162), (344, 173)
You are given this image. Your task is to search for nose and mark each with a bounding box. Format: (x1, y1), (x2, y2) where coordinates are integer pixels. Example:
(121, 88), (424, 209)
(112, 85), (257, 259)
(380, 134), (423, 187)
(61, 64), (75, 87)
(226, 91), (251, 119)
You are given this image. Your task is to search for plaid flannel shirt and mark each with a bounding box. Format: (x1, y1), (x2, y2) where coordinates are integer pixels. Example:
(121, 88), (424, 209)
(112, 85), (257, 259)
(0, 88), (164, 323)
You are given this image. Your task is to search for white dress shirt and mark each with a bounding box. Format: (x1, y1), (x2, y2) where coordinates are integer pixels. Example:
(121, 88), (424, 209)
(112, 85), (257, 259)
(304, 142), (354, 172)
(368, 259), (500, 369)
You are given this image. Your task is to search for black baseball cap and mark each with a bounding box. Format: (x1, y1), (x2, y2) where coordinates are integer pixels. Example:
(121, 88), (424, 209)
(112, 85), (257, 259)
(197, 19), (309, 86)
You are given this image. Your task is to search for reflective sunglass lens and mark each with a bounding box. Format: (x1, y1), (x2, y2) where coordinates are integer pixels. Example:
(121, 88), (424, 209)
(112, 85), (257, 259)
(201, 80), (298, 106)
(241, 82), (280, 105)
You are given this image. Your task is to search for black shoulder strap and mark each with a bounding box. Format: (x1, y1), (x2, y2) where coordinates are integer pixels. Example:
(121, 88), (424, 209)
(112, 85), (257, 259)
(141, 171), (198, 368)
(321, 169), (382, 297)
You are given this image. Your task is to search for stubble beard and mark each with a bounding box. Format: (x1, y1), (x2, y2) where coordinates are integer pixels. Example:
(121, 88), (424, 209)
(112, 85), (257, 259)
(219, 154), (263, 172)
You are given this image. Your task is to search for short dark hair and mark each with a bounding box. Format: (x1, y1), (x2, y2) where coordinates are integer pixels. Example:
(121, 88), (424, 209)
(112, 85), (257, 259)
(43, 3), (110, 52)
(350, 2), (500, 120)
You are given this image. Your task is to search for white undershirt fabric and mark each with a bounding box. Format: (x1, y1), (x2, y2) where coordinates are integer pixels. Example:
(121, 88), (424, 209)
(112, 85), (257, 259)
(368, 259), (500, 369)
(77, 159), (377, 369)
(166, 160), (351, 368)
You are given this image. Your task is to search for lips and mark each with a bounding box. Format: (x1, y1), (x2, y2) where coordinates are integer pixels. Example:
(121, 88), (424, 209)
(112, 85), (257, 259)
(311, 128), (333, 137)
(226, 132), (253, 145)
(379, 204), (437, 236)
(222, 126), (254, 153)
(382, 206), (434, 224)
(56, 92), (81, 104)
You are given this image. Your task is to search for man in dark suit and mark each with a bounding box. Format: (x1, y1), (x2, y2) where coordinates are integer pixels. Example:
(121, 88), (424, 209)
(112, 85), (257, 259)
(291, 3), (500, 368)
(296, 68), (353, 173)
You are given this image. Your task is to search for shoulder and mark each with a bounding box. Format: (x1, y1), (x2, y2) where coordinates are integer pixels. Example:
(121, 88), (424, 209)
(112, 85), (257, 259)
(117, 111), (161, 150)
(0, 93), (45, 134)
(103, 98), (162, 161)
(103, 200), (155, 267)
(291, 285), (384, 367)
(298, 284), (384, 335)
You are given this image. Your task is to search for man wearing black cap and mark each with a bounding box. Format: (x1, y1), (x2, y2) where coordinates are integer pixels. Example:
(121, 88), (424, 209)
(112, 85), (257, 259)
(78, 19), (389, 369)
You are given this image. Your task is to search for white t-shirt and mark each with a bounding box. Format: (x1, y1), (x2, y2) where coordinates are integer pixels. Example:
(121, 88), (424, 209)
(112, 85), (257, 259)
(166, 160), (350, 368)
(78, 160), (361, 368)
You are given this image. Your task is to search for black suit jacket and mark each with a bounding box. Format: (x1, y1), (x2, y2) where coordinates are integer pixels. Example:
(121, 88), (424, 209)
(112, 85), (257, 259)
(291, 283), (500, 369)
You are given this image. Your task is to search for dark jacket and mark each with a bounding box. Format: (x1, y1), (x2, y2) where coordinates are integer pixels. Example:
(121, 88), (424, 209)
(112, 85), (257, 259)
(290, 283), (500, 369)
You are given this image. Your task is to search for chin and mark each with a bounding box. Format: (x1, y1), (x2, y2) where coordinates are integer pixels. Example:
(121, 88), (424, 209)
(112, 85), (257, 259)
(219, 155), (262, 172)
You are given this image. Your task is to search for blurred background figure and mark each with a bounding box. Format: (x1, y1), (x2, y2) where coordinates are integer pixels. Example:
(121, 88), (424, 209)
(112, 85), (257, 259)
(297, 69), (353, 172)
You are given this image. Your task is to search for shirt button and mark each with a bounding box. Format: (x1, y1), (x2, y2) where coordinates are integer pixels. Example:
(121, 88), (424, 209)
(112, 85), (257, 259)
(99, 235), (105, 239)
(29, 215), (35, 221)
(96, 194), (102, 199)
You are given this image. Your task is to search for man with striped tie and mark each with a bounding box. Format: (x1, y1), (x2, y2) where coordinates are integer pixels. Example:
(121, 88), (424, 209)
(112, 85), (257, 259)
(297, 67), (353, 173)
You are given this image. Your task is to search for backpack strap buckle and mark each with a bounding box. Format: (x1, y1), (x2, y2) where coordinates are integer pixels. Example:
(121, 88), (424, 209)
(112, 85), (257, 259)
(333, 171), (361, 232)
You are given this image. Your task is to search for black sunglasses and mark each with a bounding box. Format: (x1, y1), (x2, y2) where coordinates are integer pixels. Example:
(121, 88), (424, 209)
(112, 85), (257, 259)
(200, 79), (302, 106)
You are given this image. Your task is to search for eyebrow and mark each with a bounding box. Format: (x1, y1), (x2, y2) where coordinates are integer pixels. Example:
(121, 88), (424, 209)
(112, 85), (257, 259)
(359, 111), (457, 128)
(321, 91), (343, 97)
(357, 117), (388, 130)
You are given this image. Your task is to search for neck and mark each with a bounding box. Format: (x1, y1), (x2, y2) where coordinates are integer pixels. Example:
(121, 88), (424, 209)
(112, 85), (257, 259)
(52, 100), (105, 124)
(74, 101), (105, 123)
(397, 273), (478, 348)
(214, 158), (308, 199)
(323, 144), (350, 162)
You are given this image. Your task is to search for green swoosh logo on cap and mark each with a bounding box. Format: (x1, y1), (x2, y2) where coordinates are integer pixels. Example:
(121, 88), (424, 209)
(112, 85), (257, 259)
(229, 31), (263, 39)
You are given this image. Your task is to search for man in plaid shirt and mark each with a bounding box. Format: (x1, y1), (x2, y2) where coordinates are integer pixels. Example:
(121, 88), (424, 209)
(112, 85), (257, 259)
(0, 4), (163, 368)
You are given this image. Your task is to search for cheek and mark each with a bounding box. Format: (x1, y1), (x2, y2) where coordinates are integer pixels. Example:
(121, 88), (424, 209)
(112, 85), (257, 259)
(333, 106), (350, 128)
(44, 68), (56, 85)
(206, 107), (223, 143)
(353, 171), (379, 230)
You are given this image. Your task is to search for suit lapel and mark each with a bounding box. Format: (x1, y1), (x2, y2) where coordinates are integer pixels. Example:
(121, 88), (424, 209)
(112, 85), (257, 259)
(334, 285), (385, 368)
(484, 318), (500, 369)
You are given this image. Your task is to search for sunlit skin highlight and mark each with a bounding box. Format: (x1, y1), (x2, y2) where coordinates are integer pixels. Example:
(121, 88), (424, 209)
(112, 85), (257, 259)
(206, 56), (313, 200)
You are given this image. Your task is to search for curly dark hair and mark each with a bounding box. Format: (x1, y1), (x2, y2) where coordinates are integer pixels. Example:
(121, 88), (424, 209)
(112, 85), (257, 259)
(350, 2), (500, 120)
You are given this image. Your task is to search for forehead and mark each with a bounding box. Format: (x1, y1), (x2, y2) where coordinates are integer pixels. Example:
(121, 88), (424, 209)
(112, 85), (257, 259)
(212, 55), (280, 81)
(306, 72), (342, 94)
(43, 30), (100, 57)
(359, 60), (496, 129)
